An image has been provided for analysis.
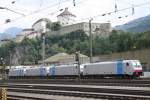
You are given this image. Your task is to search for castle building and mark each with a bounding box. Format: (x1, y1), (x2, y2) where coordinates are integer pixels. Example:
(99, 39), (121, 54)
(15, 28), (34, 43)
(49, 22), (112, 37)
(57, 7), (76, 26)
(15, 28), (40, 43)
(31, 8), (112, 39)
(32, 18), (51, 33)
(10, 8), (112, 44)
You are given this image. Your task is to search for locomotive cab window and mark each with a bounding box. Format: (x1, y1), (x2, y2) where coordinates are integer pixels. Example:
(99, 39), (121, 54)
(136, 62), (142, 67)
(126, 62), (129, 66)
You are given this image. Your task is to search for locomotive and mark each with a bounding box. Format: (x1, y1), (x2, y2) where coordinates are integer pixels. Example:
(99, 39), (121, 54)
(82, 60), (143, 78)
(8, 60), (143, 79)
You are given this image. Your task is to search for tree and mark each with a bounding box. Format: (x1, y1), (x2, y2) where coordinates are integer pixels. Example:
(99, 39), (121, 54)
(1, 28), (150, 65)
(93, 37), (111, 55)
(0, 40), (17, 65)
(47, 22), (61, 31)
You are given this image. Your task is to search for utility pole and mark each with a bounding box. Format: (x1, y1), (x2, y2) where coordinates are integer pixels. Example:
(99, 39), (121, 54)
(89, 18), (93, 63)
(9, 51), (11, 69)
(42, 34), (45, 66)
(41, 20), (47, 67)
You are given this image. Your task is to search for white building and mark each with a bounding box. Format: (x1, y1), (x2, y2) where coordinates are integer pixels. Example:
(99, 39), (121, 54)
(15, 28), (34, 43)
(14, 18), (52, 43)
(49, 22), (112, 37)
(15, 28), (41, 43)
(32, 9), (112, 38)
(57, 7), (76, 26)
(32, 18), (51, 33)
(26, 31), (41, 39)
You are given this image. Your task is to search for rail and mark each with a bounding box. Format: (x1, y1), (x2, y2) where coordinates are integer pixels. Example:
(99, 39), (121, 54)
(1, 78), (150, 99)
(4, 78), (150, 87)
(6, 87), (150, 100)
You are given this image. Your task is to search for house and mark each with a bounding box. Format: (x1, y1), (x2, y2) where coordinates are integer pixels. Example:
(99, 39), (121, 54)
(39, 52), (89, 65)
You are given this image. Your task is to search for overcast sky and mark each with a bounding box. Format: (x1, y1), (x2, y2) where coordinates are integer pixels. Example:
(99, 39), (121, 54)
(0, 0), (150, 33)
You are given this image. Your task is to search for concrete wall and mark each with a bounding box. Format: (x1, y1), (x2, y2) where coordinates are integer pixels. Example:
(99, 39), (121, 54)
(95, 48), (150, 71)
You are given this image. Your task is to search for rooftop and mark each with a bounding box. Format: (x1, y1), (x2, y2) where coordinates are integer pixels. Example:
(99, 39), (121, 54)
(57, 8), (76, 17)
(32, 18), (52, 27)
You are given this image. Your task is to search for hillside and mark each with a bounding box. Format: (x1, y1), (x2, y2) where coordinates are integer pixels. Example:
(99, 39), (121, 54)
(1, 29), (150, 65)
(115, 15), (150, 33)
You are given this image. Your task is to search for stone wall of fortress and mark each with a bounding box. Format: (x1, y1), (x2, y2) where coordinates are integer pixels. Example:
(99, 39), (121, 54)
(49, 22), (112, 37)
(94, 48), (150, 71)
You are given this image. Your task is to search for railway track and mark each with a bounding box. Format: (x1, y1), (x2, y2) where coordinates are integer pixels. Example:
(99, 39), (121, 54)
(8, 94), (50, 100)
(3, 78), (150, 87)
(1, 83), (150, 100)
(6, 79), (150, 84)
(1, 78), (150, 99)
(7, 92), (101, 100)
(7, 88), (150, 100)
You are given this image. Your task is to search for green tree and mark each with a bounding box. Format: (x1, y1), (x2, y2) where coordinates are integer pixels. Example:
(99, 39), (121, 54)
(93, 37), (111, 55)
(50, 22), (61, 31)
(46, 21), (62, 31)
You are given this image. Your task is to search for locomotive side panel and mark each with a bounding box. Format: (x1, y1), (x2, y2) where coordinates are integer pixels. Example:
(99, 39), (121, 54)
(9, 68), (25, 79)
(83, 62), (116, 76)
(54, 65), (78, 76)
(25, 67), (47, 76)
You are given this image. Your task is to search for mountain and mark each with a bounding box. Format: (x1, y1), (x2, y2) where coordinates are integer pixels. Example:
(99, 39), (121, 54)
(4, 27), (22, 37)
(0, 27), (22, 41)
(0, 33), (13, 40)
(115, 15), (150, 33)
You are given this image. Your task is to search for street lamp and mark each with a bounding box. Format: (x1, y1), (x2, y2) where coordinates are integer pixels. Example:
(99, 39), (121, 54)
(89, 18), (93, 63)
(0, 7), (25, 16)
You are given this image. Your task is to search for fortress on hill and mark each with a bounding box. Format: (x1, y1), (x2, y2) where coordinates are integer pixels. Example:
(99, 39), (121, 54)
(15, 8), (112, 43)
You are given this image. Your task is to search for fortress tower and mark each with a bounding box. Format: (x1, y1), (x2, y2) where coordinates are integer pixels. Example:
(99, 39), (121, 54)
(57, 8), (76, 26)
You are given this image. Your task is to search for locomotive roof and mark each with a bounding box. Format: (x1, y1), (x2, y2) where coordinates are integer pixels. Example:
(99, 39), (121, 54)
(83, 60), (140, 65)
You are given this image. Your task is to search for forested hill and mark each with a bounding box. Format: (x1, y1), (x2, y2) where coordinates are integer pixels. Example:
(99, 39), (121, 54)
(0, 30), (150, 65)
(115, 15), (150, 33)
